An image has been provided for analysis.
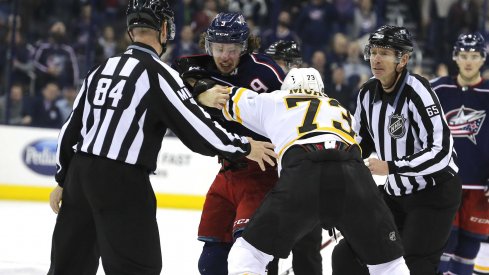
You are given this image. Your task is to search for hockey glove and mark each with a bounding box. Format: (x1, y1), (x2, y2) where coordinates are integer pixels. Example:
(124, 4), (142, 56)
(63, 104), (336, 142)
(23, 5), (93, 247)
(194, 78), (217, 96)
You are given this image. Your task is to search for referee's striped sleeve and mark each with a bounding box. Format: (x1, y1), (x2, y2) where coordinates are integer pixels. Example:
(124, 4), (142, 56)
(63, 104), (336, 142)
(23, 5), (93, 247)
(387, 76), (455, 176)
(154, 61), (251, 159)
(55, 67), (97, 185)
(353, 88), (376, 158)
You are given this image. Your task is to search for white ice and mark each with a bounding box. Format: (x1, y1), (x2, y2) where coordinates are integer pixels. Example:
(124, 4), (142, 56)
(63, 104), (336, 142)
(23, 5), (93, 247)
(0, 200), (336, 275)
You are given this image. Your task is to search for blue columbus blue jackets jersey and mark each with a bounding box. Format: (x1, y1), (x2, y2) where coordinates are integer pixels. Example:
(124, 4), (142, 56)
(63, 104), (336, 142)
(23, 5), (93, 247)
(174, 53), (285, 140)
(431, 76), (489, 189)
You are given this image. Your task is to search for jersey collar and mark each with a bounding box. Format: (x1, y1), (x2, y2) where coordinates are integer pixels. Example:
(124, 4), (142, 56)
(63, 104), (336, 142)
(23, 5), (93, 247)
(373, 69), (408, 106)
(127, 42), (160, 60)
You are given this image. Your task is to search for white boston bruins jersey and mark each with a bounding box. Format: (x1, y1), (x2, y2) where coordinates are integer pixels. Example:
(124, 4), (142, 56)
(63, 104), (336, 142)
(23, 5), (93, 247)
(223, 87), (359, 173)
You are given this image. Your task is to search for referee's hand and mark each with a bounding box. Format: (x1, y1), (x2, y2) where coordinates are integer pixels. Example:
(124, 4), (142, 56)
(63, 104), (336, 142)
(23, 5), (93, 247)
(245, 137), (277, 171)
(50, 185), (63, 214)
(364, 158), (389, 176)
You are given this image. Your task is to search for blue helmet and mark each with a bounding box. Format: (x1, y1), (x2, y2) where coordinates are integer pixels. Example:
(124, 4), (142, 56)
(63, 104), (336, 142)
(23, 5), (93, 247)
(205, 12), (249, 56)
(126, 0), (175, 40)
(453, 33), (486, 59)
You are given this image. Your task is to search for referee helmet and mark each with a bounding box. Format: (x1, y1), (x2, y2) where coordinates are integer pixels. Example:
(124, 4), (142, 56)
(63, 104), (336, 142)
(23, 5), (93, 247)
(126, 0), (175, 40)
(364, 25), (413, 61)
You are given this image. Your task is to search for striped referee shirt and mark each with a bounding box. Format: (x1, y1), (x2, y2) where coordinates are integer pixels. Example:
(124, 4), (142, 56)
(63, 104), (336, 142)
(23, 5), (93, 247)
(353, 69), (458, 196)
(55, 42), (250, 186)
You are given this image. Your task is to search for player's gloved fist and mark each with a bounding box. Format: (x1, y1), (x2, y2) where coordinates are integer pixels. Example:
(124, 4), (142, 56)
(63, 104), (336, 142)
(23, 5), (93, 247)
(173, 57), (210, 87)
(194, 78), (217, 96)
(197, 85), (230, 109)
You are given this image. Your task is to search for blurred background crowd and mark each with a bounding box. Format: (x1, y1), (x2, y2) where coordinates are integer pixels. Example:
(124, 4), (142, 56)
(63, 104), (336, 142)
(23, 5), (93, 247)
(0, 0), (488, 128)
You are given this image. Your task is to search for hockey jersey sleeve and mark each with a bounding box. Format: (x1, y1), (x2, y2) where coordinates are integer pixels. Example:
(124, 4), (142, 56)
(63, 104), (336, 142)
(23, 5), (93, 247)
(222, 86), (268, 137)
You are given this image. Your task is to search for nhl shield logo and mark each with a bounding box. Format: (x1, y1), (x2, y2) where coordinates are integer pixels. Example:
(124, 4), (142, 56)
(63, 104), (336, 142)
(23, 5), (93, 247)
(388, 113), (406, 139)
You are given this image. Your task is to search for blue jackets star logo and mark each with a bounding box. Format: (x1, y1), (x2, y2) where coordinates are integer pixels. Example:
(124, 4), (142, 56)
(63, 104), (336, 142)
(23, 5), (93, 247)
(445, 105), (486, 144)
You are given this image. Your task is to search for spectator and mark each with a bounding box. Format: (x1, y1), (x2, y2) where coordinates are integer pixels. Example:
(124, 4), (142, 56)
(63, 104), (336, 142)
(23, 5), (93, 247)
(0, 83), (30, 125)
(351, 0), (381, 39)
(190, 0), (219, 36)
(326, 64), (356, 113)
(172, 25), (201, 58)
(55, 85), (78, 123)
(0, 29), (35, 91)
(327, 32), (349, 68)
(310, 50), (331, 85)
(71, 3), (101, 76)
(260, 10), (300, 51)
(333, 0), (355, 33)
(27, 82), (63, 128)
(227, 0), (268, 26)
(33, 21), (79, 93)
(342, 41), (371, 88)
(295, 0), (337, 63)
(97, 25), (117, 61)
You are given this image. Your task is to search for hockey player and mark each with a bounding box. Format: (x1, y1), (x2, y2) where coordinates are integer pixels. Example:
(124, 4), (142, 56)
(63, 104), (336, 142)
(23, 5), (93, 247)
(474, 237), (489, 274)
(172, 13), (322, 275)
(224, 67), (410, 275)
(263, 39), (324, 275)
(431, 32), (489, 275)
(265, 40), (302, 73)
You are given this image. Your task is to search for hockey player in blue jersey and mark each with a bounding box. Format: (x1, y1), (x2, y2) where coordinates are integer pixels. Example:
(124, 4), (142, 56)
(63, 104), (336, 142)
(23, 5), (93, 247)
(431, 32), (489, 275)
(172, 13), (322, 275)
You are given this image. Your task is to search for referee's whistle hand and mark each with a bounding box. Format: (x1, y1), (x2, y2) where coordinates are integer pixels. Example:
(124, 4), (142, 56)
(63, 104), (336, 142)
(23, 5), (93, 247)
(245, 137), (277, 171)
(49, 185), (63, 214)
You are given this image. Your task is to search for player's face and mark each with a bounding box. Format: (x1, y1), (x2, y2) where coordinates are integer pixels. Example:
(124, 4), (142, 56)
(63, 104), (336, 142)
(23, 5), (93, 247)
(455, 51), (484, 80)
(210, 42), (242, 74)
(369, 47), (398, 86)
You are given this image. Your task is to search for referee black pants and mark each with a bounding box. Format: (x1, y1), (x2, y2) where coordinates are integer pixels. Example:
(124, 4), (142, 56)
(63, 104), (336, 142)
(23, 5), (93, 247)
(332, 176), (462, 275)
(48, 153), (161, 275)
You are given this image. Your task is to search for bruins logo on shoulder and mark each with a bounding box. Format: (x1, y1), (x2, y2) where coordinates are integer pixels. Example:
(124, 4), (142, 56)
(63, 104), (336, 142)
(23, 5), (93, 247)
(388, 113), (406, 139)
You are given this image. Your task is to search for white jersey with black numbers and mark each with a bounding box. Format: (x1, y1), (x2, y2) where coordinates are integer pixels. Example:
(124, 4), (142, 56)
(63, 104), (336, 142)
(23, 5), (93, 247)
(223, 87), (359, 174)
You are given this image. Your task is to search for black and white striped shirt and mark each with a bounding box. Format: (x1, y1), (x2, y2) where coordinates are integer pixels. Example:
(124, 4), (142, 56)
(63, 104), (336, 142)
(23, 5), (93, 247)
(55, 42), (250, 186)
(353, 69), (458, 196)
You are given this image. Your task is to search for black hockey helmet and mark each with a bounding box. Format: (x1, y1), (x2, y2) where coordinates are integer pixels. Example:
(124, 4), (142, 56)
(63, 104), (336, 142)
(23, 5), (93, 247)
(453, 32), (486, 59)
(266, 40), (302, 64)
(364, 25), (414, 61)
(126, 0), (175, 40)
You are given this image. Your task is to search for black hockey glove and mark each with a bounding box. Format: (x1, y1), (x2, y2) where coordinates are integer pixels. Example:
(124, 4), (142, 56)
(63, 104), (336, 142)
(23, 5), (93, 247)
(193, 78), (217, 96)
(173, 57), (210, 86)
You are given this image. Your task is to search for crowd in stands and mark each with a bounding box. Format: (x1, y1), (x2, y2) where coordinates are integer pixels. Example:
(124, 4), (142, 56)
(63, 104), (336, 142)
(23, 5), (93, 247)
(0, 0), (488, 128)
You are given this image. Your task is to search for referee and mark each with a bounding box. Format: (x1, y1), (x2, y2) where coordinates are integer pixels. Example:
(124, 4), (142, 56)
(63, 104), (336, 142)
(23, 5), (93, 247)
(332, 25), (462, 275)
(47, 1), (275, 275)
